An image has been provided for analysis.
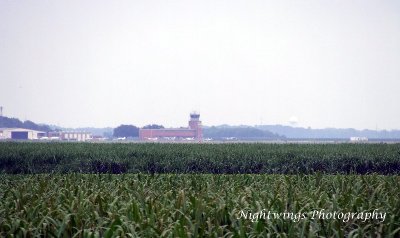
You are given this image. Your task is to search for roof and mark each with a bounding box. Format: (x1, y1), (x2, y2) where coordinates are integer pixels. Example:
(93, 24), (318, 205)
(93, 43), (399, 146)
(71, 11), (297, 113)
(61, 131), (91, 134)
(139, 128), (195, 131)
(0, 128), (46, 133)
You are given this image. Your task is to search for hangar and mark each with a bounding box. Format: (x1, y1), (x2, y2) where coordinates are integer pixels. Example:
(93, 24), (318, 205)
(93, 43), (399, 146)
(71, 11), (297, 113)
(0, 128), (46, 140)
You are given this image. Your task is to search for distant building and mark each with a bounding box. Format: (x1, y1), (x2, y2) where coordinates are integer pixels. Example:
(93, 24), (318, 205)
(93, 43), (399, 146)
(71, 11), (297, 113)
(46, 131), (92, 141)
(60, 131), (92, 141)
(350, 137), (368, 142)
(139, 113), (203, 141)
(0, 128), (46, 140)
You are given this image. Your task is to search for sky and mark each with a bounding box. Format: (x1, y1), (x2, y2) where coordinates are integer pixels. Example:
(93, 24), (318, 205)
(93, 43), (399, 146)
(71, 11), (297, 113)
(1, 0), (399, 130)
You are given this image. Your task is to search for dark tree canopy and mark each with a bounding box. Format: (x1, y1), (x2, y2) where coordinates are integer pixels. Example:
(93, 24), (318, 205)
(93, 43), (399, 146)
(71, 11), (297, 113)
(143, 124), (164, 129)
(113, 125), (139, 138)
(0, 116), (51, 132)
(204, 126), (284, 139)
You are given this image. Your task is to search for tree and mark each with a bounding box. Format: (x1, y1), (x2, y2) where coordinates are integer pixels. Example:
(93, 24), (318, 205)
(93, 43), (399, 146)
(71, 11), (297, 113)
(0, 116), (51, 132)
(143, 124), (164, 129)
(203, 126), (284, 139)
(113, 125), (139, 138)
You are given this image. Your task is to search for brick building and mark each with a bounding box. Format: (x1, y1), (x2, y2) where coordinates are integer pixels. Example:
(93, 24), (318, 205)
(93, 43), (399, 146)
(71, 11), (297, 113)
(139, 113), (202, 141)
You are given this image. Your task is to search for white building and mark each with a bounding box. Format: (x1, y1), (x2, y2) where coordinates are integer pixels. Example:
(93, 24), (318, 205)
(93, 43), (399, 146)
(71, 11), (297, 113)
(60, 131), (92, 141)
(350, 137), (368, 142)
(0, 128), (46, 140)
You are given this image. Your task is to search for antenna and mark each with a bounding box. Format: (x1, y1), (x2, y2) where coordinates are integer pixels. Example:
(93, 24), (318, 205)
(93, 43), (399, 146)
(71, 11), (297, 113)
(0, 106), (2, 117)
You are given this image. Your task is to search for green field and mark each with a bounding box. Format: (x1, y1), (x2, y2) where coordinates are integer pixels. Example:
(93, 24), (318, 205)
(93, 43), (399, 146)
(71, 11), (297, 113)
(1, 174), (399, 237)
(0, 143), (399, 237)
(1, 142), (400, 174)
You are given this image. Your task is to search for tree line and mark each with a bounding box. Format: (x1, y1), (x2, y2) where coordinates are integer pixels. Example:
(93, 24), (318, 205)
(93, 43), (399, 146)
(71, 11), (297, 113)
(113, 124), (284, 139)
(113, 124), (164, 138)
(0, 116), (51, 132)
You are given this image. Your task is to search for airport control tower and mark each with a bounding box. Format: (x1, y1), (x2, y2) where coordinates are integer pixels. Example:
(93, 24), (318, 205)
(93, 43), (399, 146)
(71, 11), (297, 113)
(188, 112), (202, 141)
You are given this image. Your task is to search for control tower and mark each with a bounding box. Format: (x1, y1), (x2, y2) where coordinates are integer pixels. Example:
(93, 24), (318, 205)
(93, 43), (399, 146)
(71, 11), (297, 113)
(188, 112), (202, 141)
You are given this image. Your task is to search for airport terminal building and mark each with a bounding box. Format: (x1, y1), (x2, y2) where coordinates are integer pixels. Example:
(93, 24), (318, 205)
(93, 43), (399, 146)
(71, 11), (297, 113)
(139, 113), (203, 141)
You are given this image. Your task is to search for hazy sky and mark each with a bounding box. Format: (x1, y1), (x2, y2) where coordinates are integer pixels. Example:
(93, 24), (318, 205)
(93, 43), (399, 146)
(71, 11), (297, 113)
(1, 0), (399, 129)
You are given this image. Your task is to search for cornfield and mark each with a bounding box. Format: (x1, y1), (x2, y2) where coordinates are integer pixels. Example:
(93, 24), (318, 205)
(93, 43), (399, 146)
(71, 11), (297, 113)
(0, 142), (399, 237)
(1, 174), (399, 237)
(0, 142), (399, 174)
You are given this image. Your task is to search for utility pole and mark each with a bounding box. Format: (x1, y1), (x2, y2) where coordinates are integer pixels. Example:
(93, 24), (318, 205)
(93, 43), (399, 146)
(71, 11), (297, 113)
(0, 106), (3, 117)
